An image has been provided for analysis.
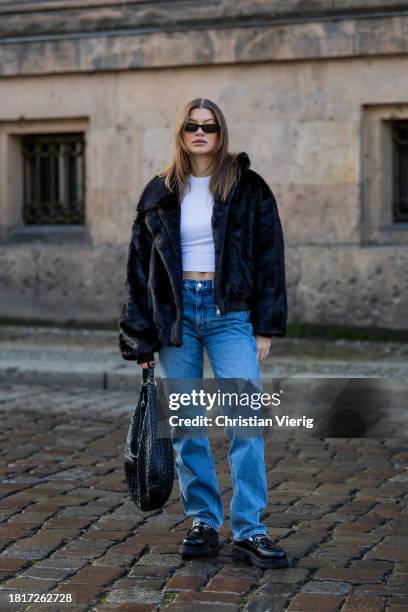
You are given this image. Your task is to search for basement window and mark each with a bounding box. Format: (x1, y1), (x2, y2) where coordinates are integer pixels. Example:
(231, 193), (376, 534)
(22, 132), (85, 225)
(392, 120), (408, 223)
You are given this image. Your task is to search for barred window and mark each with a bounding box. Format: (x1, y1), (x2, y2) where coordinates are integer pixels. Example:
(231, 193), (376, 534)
(22, 132), (85, 224)
(392, 121), (408, 223)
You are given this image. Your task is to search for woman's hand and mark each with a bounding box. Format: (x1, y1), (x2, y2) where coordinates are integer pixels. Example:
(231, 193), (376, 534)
(255, 335), (272, 361)
(140, 360), (156, 368)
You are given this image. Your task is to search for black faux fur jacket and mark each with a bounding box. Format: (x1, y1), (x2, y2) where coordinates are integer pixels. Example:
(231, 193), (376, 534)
(118, 151), (287, 364)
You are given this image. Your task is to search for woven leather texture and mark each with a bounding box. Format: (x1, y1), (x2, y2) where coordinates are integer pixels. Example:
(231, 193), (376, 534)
(124, 369), (174, 511)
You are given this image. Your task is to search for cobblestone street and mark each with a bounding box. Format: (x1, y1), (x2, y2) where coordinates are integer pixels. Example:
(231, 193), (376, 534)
(0, 382), (407, 612)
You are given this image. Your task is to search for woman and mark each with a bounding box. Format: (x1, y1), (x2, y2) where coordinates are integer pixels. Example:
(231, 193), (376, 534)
(118, 98), (288, 569)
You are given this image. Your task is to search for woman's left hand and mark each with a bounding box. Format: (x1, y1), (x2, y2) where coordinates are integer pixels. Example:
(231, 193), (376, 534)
(255, 335), (272, 361)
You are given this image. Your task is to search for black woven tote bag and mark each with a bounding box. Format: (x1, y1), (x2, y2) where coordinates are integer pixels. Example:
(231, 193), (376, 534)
(124, 365), (174, 511)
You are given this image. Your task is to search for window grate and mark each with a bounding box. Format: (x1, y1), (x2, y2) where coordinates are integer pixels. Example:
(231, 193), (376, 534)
(22, 132), (85, 224)
(392, 121), (408, 223)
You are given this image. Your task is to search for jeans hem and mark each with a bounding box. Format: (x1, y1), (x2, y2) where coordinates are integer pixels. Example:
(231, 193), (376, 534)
(192, 517), (220, 532)
(233, 528), (268, 542)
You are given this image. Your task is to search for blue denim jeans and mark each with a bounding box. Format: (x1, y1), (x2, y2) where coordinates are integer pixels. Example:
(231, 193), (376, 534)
(158, 278), (268, 541)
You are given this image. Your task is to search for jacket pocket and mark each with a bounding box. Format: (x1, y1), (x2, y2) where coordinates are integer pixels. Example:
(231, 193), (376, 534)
(240, 257), (254, 294)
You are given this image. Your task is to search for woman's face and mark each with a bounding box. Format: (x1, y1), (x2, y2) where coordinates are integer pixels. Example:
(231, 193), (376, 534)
(182, 107), (220, 157)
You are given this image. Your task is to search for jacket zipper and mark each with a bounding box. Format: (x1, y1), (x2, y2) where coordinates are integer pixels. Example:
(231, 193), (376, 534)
(213, 181), (239, 315)
(212, 197), (225, 315)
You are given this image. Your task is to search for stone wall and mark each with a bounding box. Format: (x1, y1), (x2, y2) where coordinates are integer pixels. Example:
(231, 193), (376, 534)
(0, 3), (407, 329)
(3, 4), (408, 76)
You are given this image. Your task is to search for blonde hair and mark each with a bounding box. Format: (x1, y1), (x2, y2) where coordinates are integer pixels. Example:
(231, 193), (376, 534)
(157, 98), (242, 203)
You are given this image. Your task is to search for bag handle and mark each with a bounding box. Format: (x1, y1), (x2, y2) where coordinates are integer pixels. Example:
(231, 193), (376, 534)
(142, 365), (155, 385)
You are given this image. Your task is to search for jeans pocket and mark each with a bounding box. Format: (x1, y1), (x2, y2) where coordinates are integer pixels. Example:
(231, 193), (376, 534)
(231, 309), (251, 321)
(212, 307), (251, 321)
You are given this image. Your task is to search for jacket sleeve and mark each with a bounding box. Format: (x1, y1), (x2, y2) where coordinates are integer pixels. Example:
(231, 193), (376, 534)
(118, 212), (162, 362)
(251, 187), (288, 338)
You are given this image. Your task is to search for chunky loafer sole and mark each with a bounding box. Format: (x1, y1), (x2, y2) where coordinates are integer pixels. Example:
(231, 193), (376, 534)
(232, 544), (289, 569)
(180, 540), (219, 559)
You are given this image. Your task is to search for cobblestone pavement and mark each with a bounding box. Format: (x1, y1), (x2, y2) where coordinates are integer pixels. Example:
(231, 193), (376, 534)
(0, 382), (407, 612)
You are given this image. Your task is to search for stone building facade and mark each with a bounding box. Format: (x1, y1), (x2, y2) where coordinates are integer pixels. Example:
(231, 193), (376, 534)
(0, 0), (407, 330)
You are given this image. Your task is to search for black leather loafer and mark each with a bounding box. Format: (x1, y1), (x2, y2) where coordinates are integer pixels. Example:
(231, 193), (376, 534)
(232, 534), (289, 569)
(180, 523), (219, 559)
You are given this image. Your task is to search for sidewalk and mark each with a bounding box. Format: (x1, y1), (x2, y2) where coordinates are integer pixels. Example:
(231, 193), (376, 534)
(0, 381), (407, 611)
(1, 326), (408, 390)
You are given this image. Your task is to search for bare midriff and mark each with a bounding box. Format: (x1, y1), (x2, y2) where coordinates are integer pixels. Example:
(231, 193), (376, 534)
(182, 271), (215, 280)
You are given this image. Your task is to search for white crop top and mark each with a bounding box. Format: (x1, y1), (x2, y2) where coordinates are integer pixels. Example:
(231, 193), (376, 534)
(180, 174), (216, 272)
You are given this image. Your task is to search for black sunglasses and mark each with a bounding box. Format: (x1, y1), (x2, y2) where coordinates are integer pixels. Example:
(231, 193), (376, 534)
(184, 121), (221, 134)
